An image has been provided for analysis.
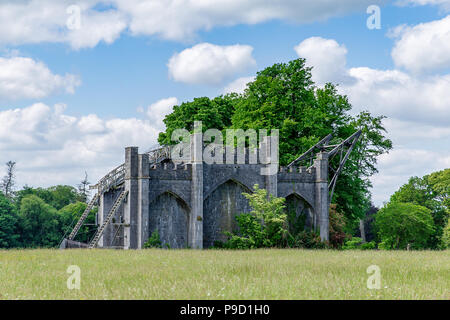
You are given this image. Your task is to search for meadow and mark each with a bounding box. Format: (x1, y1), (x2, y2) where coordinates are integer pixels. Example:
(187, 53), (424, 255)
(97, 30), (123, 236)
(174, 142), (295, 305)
(0, 249), (448, 300)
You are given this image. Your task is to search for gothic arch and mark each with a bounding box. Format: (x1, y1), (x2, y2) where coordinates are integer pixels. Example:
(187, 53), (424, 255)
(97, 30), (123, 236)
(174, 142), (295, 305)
(204, 176), (253, 201)
(203, 179), (253, 248)
(148, 191), (190, 248)
(148, 189), (191, 211)
(285, 193), (314, 232)
(283, 191), (314, 209)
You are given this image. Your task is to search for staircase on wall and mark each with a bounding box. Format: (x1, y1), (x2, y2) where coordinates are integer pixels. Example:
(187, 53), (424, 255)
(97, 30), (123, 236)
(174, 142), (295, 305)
(88, 190), (128, 248)
(60, 146), (170, 249)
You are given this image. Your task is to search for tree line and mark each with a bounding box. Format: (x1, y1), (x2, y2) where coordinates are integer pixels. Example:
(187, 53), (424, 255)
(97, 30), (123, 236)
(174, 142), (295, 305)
(0, 163), (96, 248)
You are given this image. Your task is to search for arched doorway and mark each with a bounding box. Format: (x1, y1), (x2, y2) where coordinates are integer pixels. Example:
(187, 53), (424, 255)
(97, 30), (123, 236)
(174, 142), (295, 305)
(203, 180), (252, 248)
(148, 192), (189, 248)
(285, 193), (313, 234)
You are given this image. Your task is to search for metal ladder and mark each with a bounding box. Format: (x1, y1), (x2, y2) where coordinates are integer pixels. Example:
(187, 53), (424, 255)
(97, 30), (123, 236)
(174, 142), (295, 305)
(67, 193), (99, 240)
(88, 190), (128, 248)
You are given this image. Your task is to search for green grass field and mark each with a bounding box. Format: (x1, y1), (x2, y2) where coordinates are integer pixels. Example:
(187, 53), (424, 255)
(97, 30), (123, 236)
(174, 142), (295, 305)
(0, 249), (448, 300)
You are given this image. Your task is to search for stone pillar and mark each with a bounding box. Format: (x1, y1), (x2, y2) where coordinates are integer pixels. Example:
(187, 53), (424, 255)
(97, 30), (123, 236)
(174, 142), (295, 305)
(97, 193), (105, 247)
(189, 121), (203, 248)
(124, 146), (139, 249)
(314, 152), (329, 241)
(137, 153), (149, 249)
(97, 190), (117, 247)
(261, 134), (278, 197)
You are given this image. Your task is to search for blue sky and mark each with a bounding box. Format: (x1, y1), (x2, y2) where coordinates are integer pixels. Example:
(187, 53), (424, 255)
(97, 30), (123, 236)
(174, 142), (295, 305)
(0, 0), (449, 206)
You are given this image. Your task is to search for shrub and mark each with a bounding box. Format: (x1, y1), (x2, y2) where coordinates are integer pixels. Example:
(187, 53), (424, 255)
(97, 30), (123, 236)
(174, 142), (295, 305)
(360, 241), (376, 250)
(342, 237), (363, 250)
(342, 237), (376, 250)
(144, 230), (162, 248)
(222, 184), (288, 249)
(329, 204), (348, 248)
(290, 230), (327, 249)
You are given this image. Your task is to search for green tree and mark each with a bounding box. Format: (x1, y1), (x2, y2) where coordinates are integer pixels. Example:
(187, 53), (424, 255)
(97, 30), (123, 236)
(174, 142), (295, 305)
(18, 195), (60, 247)
(59, 202), (97, 243)
(158, 95), (239, 145)
(389, 168), (449, 248)
(0, 161), (16, 199)
(15, 185), (79, 211)
(375, 202), (435, 250)
(0, 192), (20, 248)
(223, 184), (288, 249)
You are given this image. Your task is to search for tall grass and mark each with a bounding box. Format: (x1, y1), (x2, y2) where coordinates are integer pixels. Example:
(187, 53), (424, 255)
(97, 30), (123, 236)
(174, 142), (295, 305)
(0, 249), (448, 299)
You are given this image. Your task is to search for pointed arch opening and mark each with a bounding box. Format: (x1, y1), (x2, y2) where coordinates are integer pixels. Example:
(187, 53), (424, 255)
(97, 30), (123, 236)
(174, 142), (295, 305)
(203, 179), (253, 248)
(148, 191), (190, 248)
(285, 193), (314, 234)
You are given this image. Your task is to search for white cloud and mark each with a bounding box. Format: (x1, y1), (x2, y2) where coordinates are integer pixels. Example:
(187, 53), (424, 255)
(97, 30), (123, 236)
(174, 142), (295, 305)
(0, 0), (127, 49)
(0, 56), (80, 100)
(0, 103), (161, 188)
(116, 0), (384, 41)
(391, 15), (450, 73)
(168, 43), (256, 85)
(0, 0), (385, 48)
(146, 97), (179, 130)
(342, 67), (450, 125)
(64, 6), (127, 50)
(223, 76), (255, 94)
(294, 37), (349, 85)
(371, 148), (450, 205)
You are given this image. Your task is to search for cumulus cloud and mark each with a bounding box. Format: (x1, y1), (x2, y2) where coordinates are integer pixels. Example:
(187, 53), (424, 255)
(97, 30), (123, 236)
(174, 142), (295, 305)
(371, 148), (450, 205)
(168, 43), (256, 85)
(294, 37), (349, 85)
(223, 76), (255, 94)
(0, 0), (127, 49)
(146, 97), (179, 130)
(0, 0), (384, 48)
(0, 56), (81, 100)
(116, 0), (384, 41)
(342, 68), (450, 125)
(391, 15), (450, 73)
(0, 103), (161, 188)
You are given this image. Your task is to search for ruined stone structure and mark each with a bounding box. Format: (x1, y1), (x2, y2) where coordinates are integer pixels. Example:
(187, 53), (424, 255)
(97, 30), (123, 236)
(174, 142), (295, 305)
(95, 144), (329, 249)
(61, 129), (360, 250)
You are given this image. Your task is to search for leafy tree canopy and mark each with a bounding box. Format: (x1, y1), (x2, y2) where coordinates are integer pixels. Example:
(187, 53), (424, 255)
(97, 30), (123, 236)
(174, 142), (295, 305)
(389, 168), (449, 248)
(59, 201), (97, 243)
(375, 202), (435, 250)
(18, 194), (60, 248)
(0, 192), (20, 248)
(15, 185), (81, 211)
(157, 58), (392, 227)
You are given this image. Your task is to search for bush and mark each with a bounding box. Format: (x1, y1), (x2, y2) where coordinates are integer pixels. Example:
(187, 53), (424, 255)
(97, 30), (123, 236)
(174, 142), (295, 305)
(144, 230), (162, 248)
(222, 184), (288, 249)
(290, 230), (328, 249)
(342, 237), (376, 250)
(329, 204), (348, 248)
(360, 241), (376, 250)
(375, 202), (435, 249)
